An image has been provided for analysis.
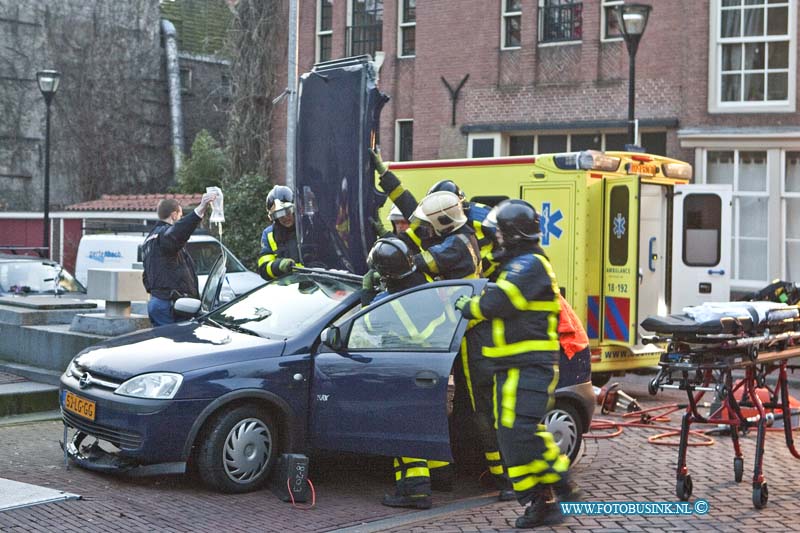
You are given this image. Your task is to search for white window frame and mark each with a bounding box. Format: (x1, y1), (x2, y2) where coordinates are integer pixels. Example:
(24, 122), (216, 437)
(781, 150), (800, 280)
(600, 0), (623, 42)
(468, 133), (502, 158)
(316, 0), (333, 63)
(395, 119), (413, 161)
(707, 0), (797, 114)
(397, 0), (416, 58)
(501, 0), (522, 50)
(537, 0), (583, 47)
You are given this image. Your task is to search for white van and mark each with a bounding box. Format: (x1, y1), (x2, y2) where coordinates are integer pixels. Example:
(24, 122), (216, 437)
(75, 234), (264, 300)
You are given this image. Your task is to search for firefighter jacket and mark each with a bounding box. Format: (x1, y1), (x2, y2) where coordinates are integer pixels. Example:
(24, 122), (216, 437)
(459, 250), (561, 366)
(366, 289), (454, 348)
(257, 223), (302, 280)
(141, 212), (202, 300)
(413, 225), (482, 280)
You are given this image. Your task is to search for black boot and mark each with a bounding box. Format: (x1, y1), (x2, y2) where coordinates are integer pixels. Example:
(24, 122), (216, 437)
(553, 476), (582, 502)
(498, 479), (516, 501)
(430, 465), (454, 492)
(514, 493), (563, 528)
(381, 493), (432, 510)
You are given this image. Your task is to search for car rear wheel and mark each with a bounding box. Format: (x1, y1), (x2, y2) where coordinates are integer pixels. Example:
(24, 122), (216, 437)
(542, 401), (583, 463)
(196, 405), (277, 493)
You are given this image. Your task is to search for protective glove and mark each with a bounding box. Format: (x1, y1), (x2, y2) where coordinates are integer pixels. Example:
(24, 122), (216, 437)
(277, 258), (295, 274)
(362, 269), (382, 291)
(454, 295), (471, 312)
(370, 148), (388, 176)
(369, 216), (390, 237)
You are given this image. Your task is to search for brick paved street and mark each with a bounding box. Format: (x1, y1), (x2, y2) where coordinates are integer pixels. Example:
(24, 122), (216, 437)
(1, 372), (800, 532)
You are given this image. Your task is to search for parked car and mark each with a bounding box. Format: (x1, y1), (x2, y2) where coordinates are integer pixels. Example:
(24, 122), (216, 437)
(74, 233), (264, 300)
(0, 253), (86, 296)
(60, 258), (594, 493)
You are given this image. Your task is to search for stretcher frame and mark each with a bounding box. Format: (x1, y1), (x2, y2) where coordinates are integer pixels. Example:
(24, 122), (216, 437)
(647, 332), (800, 509)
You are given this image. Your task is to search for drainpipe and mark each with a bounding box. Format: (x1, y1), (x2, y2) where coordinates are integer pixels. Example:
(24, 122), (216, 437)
(161, 19), (184, 179)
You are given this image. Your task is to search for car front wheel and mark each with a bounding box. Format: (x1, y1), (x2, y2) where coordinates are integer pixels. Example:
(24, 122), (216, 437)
(542, 401), (583, 463)
(196, 405), (277, 493)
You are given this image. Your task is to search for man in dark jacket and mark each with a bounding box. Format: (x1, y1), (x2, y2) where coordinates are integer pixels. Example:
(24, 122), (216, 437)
(142, 192), (216, 326)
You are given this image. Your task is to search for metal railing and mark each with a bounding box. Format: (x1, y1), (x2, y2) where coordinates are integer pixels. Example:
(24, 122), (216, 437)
(539, 2), (583, 43)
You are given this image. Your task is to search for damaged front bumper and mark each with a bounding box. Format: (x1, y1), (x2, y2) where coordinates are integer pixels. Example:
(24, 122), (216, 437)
(61, 428), (186, 476)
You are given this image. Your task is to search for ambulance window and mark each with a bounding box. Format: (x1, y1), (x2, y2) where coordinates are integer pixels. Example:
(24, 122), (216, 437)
(683, 194), (721, 267)
(608, 185), (629, 266)
(538, 135), (567, 153)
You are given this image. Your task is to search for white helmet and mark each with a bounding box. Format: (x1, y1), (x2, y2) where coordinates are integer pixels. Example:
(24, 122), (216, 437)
(387, 205), (405, 222)
(412, 191), (468, 236)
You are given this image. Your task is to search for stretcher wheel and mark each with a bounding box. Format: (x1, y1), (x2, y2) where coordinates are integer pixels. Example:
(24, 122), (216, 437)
(676, 475), (693, 501)
(752, 482), (768, 509)
(734, 457), (743, 483)
(648, 378), (659, 396)
(748, 346), (759, 361)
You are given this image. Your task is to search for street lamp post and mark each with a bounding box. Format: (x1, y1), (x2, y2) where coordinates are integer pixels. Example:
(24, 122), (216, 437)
(36, 69), (61, 252)
(614, 4), (652, 147)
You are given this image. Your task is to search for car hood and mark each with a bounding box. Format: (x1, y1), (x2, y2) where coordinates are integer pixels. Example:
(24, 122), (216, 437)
(72, 321), (285, 380)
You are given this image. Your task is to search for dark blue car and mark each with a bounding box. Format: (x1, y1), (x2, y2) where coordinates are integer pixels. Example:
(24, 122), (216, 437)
(60, 259), (593, 493)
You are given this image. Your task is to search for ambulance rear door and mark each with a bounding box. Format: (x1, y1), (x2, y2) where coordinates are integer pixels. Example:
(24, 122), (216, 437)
(602, 177), (640, 346)
(670, 185), (732, 311)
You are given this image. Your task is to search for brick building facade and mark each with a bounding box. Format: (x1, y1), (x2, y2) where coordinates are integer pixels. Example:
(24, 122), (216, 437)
(289, 0), (800, 291)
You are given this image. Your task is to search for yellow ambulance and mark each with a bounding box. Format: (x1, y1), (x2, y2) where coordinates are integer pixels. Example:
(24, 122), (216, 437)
(381, 150), (732, 384)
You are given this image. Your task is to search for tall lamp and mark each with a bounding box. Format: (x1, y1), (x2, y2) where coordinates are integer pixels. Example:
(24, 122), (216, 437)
(36, 69), (61, 252)
(613, 4), (652, 147)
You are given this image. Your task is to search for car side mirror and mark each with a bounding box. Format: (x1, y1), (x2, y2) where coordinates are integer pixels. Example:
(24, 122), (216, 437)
(174, 297), (202, 317)
(320, 326), (343, 351)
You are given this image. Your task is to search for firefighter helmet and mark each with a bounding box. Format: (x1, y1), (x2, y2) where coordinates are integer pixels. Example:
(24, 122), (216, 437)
(387, 204), (405, 222)
(427, 180), (466, 202)
(411, 191), (467, 236)
(367, 237), (416, 280)
(266, 185), (295, 221)
(485, 199), (541, 244)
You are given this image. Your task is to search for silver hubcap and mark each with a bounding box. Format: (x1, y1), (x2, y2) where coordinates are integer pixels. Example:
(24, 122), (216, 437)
(223, 417), (272, 484)
(543, 408), (578, 457)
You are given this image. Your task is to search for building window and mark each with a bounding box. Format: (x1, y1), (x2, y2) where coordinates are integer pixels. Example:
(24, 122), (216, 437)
(347, 0), (383, 58)
(317, 0), (334, 63)
(706, 150), (769, 283)
(502, 0), (522, 49)
(538, 0), (583, 44)
(398, 0), (415, 57)
(601, 0), (623, 41)
(468, 134), (501, 158)
(709, 0), (796, 113)
(179, 67), (192, 93)
(783, 152), (800, 282)
(510, 135), (534, 155)
(396, 120), (413, 162)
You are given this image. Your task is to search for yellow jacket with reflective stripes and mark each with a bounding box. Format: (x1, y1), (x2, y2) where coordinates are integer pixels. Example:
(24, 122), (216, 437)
(459, 249), (561, 363)
(257, 224), (302, 280)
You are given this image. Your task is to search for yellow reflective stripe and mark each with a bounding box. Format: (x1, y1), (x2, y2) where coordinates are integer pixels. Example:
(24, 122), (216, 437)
(388, 185), (405, 202)
(266, 263), (277, 279)
(460, 338), (476, 411)
(495, 278), (560, 312)
(267, 231), (277, 251)
(513, 475), (537, 492)
(455, 233), (481, 277)
(472, 219), (485, 242)
(420, 313), (447, 341)
(489, 465), (504, 475)
(483, 339), (561, 358)
(428, 460), (449, 469)
(257, 253), (277, 267)
(508, 459), (551, 478)
(444, 298), (458, 324)
(534, 253), (560, 295)
(553, 454), (571, 473)
(546, 363), (559, 411)
(420, 250), (439, 274)
(485, 451), (501, 461)
(395, 471), (403, 481)
(469, 298), (485, 321)
(492, 318), (504, 348)
(403, 467), (430, 478)
(406, 227), (423, 249)
(391, 300), (447, 342)
(492, 374), (498, 431)
(500, 368), (519, 428)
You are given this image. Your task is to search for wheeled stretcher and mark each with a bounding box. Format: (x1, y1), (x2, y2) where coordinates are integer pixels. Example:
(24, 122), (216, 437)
(641, 301), (800, 509)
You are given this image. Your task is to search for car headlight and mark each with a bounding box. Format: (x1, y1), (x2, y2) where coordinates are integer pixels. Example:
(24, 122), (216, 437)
(65, 360), (77, 378)
(115, 373), (183, 400)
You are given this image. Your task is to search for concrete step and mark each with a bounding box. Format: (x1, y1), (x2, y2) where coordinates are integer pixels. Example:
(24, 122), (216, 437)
(0, 372), (59, 418)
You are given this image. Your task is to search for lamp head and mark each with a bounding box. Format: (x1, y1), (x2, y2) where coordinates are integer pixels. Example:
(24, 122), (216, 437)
(36, 70), (61, 103)
(613, 3), (652, 39)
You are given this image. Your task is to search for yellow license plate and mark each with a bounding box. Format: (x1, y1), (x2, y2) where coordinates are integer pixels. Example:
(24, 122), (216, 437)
(64, 391), (96, 421)
(629, 163), (657, 176)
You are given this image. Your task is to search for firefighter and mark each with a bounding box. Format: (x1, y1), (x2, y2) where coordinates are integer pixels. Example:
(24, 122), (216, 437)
(454, 199), (574, 529)
(362, 237), (453, 510)
(258, 185), (301, 280)
(410, 191), (481, 280)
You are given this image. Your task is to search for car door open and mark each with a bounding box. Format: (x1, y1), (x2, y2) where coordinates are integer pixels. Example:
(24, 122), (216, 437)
(311, 279), (486, 461)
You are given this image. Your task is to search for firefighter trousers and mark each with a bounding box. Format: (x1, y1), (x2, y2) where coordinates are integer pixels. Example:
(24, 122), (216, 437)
(492, 362), (570, 505)
(392, 457), (450, 496)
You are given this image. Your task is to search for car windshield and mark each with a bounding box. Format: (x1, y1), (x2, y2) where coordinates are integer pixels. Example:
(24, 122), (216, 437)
(187, 241), (246, 274)
(206, 272), (359, 339)
(0, 261), (86, 294)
